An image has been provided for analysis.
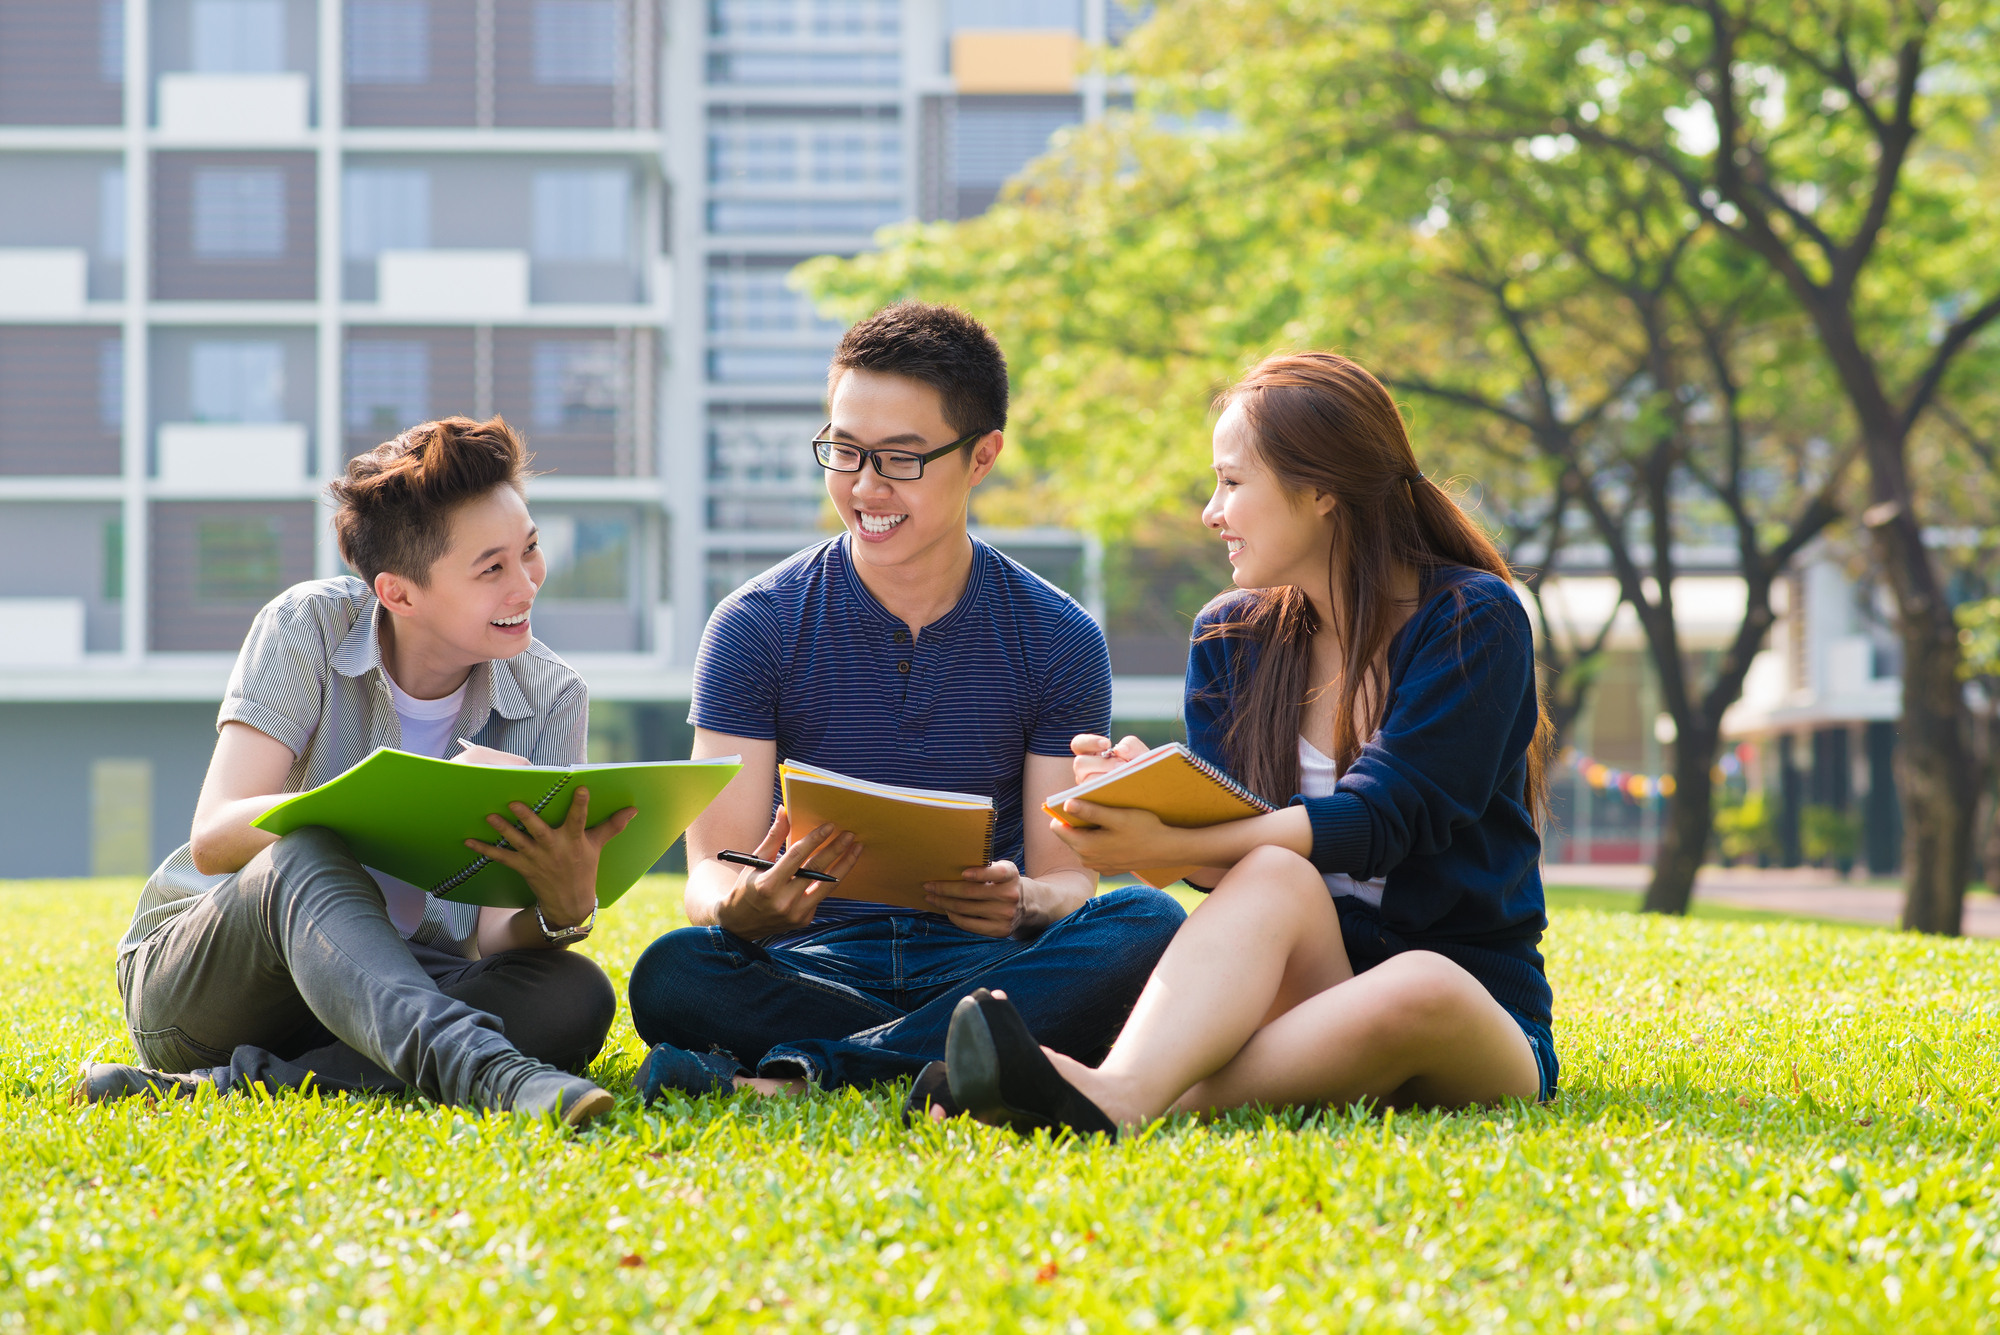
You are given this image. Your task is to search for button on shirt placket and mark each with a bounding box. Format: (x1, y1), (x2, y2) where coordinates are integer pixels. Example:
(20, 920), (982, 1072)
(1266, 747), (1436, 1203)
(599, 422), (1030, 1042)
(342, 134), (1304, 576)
(892, 627), (913, 707)
(899, 627), (934, 746)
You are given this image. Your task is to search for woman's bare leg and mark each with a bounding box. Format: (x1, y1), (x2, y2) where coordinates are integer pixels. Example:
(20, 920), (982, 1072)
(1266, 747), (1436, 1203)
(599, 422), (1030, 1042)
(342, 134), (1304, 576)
(1042, 846), (1542, 1126)
(1040, 845), (1353, 1126)
(1172, 950), (1540, 1115)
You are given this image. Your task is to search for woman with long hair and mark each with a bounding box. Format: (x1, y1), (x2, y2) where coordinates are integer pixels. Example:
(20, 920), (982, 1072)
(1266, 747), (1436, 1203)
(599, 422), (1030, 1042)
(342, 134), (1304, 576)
(942, 351), (1559, 1135)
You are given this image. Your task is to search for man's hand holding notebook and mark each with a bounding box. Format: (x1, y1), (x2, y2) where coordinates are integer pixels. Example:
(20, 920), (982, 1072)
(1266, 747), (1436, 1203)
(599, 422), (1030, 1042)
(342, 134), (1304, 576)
(777, 761), (997, 911)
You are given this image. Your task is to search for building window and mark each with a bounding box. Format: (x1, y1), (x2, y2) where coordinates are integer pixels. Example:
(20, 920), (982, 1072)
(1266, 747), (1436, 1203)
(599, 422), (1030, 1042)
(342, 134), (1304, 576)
(706, 347), (833, 383)
(534, 0), (618, 86)
(538, 513), (631, 600)
(190, 0), (286, 74)
(709, 0), (795, 36)
(707, 415), (821, 484)
(710, 126), (901, 185)
(99, 167), (126, 260)
(533, 341), (622, 428)
(346, 341), (428, 434)
(192, 168), (286, 259)
(946, 0), (1077, 25)
(348, 0), (429, 84)
(954, 99), (1084, 191)
(190, 341), (285, 422)
(99, 338), (123, 431)
(531, 170), (630, 261)
(343, 167), (430, 258)
(707, 198), (903, 235)
(811, 130), (901, 185)
(709, 132), (800, 185)
(103, 519), (124, 600)
(195, 517), (284, 603)
(706, 51), (900, 86)
(811, 0), (900, 37)
(100, 0), (125, 82)
(707, 270), (841, 335)
(709, 0), (901, 37)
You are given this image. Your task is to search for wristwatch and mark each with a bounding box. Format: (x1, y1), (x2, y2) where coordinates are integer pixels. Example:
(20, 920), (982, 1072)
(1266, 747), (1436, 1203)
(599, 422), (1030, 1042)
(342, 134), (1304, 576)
(536, 898), (597, 943)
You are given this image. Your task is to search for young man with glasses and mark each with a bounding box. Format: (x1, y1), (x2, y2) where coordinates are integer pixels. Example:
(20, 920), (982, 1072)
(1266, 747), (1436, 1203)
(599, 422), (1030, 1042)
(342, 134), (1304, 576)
(626, 301), (1185, 1114)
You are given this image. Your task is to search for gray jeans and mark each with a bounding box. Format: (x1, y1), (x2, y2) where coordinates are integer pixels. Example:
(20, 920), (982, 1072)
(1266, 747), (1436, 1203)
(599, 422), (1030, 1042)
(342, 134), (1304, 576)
(117, 826), (616, 1110)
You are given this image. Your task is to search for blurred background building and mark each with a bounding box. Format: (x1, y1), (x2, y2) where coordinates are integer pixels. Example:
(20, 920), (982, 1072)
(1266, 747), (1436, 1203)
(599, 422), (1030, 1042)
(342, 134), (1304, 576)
(0, 0), (1149, 876)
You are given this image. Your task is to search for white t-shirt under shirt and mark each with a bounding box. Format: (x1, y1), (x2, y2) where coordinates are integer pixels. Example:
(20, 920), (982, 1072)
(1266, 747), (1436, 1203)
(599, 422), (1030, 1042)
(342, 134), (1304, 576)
(1297, 735), (1387, 909)
(372, 671), (471, 937)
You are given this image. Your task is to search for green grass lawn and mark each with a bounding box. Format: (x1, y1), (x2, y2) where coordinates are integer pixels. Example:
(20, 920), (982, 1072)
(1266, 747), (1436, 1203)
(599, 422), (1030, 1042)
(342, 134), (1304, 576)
(4, 878), (1997, 1333)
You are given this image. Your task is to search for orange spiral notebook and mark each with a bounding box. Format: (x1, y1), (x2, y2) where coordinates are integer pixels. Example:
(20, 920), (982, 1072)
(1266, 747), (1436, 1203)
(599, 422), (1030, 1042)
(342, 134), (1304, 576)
(1041, 743), (1274, 889)
(778, 760), (996, 910)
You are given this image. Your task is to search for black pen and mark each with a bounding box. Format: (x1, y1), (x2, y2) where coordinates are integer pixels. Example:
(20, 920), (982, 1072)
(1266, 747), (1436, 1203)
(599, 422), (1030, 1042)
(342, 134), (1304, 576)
(717, 849), (839, 884)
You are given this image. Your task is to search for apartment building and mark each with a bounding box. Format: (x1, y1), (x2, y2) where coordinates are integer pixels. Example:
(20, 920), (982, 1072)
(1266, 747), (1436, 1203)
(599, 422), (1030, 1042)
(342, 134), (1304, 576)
(0, 0), (1141, 876)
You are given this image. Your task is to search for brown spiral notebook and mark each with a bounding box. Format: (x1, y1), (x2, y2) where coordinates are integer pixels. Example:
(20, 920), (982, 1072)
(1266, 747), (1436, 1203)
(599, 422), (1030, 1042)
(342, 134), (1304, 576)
(1041, 743), (1274, 889)
(778, 760), (997, 910)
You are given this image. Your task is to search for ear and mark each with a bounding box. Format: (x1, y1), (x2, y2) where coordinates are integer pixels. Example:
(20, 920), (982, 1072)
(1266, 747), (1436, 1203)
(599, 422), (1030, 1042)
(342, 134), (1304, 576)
(374, 569), (420, 618)
(1312, 489), (1338, 518)
(966, 429), (1004, 487)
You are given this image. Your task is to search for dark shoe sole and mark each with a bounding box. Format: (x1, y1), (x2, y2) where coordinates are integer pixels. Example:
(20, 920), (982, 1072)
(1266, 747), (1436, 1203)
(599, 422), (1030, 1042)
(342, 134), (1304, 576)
(944, 992), (1116, 1140)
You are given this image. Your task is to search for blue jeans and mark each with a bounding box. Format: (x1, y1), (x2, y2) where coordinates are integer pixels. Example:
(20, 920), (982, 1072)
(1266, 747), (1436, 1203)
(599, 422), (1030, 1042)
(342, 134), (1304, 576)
(626, 886), (1186, 1089)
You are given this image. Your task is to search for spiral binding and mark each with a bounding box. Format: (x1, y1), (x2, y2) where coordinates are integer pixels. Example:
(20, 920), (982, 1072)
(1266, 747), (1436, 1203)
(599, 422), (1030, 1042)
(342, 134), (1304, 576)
(1176, 745), (1276, 814)
(429, 773), (575, 896)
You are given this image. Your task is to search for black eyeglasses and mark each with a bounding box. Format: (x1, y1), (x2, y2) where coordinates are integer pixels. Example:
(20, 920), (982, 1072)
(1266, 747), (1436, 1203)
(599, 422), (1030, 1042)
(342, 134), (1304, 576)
(810, 423), (987, 481)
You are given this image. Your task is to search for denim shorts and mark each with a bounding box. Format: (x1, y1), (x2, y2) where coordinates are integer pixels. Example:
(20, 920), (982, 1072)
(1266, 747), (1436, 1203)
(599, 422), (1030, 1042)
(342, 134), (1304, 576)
(1503, 1006), (1560, 1102)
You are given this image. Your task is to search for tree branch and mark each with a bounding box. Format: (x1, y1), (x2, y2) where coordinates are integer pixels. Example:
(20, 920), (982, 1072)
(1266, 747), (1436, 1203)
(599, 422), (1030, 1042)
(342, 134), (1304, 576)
(1900, 288), (2000, 436)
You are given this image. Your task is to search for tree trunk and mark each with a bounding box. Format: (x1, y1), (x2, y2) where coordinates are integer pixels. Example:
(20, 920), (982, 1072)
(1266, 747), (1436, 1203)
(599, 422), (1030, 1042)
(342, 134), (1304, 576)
(1895, 599), (1977, 933)
(1643, 733), (1715, 915)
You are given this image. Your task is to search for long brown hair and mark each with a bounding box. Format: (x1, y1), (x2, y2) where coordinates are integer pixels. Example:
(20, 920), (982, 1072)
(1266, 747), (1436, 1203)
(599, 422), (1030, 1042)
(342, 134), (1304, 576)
(1199, 352), (1552, 821)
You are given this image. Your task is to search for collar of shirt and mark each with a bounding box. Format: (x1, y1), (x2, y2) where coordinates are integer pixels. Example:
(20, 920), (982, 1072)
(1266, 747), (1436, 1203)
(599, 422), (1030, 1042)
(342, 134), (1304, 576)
(327, 594), (537, 751)
(834, 533), (991, 640)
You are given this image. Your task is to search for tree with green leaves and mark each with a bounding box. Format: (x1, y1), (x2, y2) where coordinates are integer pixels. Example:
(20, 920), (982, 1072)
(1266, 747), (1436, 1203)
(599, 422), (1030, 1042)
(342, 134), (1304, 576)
(800, 1), (1879, 919)
(1300, 0), (2000, 930)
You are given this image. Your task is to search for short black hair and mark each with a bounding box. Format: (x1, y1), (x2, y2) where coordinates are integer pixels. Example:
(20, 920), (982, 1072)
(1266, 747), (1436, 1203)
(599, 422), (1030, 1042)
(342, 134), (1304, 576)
(827, 300), (1008, 444)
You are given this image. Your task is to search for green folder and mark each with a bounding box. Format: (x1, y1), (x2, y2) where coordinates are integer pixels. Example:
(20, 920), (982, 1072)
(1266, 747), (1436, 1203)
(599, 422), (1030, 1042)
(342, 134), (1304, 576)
(253, 748), (741, 908)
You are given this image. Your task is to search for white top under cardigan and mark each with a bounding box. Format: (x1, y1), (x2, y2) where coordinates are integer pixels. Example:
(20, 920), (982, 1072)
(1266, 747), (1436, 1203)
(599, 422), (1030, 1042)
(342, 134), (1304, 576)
(1297, 736), (1386, 908)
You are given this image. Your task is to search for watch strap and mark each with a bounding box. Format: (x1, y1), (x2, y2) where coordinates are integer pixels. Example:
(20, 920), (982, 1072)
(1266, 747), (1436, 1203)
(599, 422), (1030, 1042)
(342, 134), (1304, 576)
(536, 899), (597, 942)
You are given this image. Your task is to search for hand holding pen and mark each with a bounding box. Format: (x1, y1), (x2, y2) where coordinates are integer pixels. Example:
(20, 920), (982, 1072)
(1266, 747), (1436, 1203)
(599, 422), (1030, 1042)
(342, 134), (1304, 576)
(711, 807), (864, 938)
(1068, 733), (1150, 785)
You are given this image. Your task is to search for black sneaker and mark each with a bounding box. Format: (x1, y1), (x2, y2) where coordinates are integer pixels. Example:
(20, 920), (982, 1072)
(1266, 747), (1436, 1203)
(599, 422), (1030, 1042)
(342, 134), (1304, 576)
(70, 1063), (212, 1105)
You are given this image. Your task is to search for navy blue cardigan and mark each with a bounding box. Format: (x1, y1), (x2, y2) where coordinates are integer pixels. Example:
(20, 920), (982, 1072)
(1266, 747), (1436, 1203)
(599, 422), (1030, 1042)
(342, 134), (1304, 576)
(1183, 569), (1552, 1025)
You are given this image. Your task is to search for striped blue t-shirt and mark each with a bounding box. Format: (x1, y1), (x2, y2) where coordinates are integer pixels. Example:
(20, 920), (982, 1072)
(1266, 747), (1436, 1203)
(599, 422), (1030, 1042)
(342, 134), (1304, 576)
(689, 533), (1112, 933)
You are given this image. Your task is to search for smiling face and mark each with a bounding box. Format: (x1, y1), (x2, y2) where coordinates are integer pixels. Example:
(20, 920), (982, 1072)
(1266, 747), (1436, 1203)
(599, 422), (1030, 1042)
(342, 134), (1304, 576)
(822, 367), (999, 574)
(376, 485), (546, 674)
(1202, 400), (1338, 594)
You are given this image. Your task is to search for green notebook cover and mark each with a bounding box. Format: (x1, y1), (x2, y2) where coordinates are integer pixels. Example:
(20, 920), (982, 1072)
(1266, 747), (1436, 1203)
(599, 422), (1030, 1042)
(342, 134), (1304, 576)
(253, 749), (741, 908)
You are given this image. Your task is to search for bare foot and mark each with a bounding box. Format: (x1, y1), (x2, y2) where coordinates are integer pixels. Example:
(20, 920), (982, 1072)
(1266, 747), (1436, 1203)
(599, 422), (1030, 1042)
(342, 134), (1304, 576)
(1045, 1048), (1160, 1130)
(731, 1075), (808, 1097)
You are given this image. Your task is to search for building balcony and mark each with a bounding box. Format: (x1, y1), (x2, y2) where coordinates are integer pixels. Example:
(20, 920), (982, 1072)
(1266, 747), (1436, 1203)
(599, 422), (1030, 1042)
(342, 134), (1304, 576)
(156, 74), (313, 143)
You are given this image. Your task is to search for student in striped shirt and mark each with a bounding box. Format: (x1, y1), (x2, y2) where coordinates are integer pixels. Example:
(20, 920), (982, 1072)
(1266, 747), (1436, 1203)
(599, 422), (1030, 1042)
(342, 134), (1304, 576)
(628, 302), (1186, 1114)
